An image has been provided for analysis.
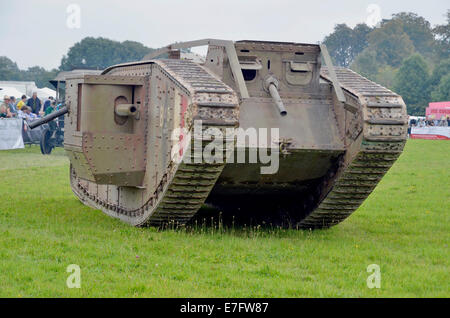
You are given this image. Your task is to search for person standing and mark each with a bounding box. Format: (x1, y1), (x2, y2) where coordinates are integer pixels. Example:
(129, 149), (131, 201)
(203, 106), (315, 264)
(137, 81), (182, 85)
(1, 95), (13, 118)
(417, 118), (425, 127)
(8, 96), (18, 116)
(16, 95), (27, 110)
(43, 96), (54, 112)
(26, 92), (42, 115)
(44, 101), (56, 116)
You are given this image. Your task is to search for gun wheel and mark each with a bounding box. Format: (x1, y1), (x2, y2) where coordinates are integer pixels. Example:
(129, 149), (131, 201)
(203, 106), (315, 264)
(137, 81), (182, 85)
(40, 127), (54, 155)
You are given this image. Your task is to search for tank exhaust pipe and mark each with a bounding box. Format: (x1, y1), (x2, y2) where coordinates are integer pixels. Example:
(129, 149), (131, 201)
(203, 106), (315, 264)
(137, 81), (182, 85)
(115, 104), (138, 117)
(264, 76), (287, 116)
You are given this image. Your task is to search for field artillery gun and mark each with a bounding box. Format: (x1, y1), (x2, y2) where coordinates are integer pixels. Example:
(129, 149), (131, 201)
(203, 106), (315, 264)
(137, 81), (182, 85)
(28, 70), (102, 154)
(55, 39), (407, 229)
(28, 106), (68, 154)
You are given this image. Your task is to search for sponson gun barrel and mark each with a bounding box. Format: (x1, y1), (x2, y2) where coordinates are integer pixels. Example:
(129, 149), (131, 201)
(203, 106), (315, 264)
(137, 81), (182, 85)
(115, 104), (138, 117)
(29, 106), (68, 129)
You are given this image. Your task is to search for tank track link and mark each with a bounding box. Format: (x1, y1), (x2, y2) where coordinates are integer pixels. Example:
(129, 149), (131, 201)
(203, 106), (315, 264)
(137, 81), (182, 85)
(70, 59), (238, 227)
(298, 67), (407, 229)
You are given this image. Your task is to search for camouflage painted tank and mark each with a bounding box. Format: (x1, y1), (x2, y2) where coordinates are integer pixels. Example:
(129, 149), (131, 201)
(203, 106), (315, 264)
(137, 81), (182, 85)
(41, 39), (408, 229)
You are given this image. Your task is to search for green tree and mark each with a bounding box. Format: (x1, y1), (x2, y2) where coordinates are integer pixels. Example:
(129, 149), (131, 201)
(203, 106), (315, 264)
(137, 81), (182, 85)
(60, 37), (155, 71)
(428, 59), (450, 91)
(21, 66), (59, 89)
(368, 20), (415, 67)
(431, 74), (450, 101)
(391, 12), (435, 56)
(351, 53), (398, 89)
(0, 56), (22, 81)
(394, 54), (430, 115)
(352, 24), (373, 55)
(0, 56), (58, 88)
(350, 49), (379, 79)
(323, 23), (372, 67)
(374, 65), (398, 89)
(433, 10), (450, 60)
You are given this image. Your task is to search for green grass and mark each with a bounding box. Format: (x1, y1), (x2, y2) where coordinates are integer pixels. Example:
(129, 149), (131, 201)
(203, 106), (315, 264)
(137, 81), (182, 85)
(0, 140), (448, 297)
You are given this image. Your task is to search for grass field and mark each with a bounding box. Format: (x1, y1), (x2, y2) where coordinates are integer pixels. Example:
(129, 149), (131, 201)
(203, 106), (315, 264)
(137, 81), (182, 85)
(0, 140), (448, 297)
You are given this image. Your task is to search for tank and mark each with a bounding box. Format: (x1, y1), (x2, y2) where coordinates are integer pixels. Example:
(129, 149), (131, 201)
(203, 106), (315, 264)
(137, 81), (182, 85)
(38, 39), (407, 229)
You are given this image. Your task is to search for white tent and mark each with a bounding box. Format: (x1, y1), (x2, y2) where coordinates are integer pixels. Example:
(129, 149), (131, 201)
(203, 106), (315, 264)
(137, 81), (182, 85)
(0, 86), (26, 99)
(36, 87), (56, 100)
(0, 81), (36, 97)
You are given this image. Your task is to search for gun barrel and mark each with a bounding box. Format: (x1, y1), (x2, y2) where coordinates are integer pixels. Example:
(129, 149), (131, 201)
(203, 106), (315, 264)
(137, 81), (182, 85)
(264, 76), (287, 116)
(115, 104), (137, 117)
(28, 106), (68, 129)
(268, 83), (287, 116)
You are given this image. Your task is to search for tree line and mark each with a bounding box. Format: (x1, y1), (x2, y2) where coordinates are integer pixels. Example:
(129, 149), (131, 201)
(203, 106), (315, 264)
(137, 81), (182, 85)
(0, 11), (448, 115)
(324, 11), (450, 115)
(0, 37), (156, 90)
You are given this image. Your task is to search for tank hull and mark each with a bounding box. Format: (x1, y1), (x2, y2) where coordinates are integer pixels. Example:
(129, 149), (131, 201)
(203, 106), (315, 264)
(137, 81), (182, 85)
(65, 41), (407, 229)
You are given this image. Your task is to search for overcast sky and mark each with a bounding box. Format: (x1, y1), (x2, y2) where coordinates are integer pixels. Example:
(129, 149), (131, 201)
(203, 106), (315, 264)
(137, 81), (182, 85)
(0, 0), (448, 70)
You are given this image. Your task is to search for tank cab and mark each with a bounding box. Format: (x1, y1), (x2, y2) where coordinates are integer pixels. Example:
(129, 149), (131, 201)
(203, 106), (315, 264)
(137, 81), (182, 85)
(203, 40), (352, 153)
(206, 40), (323, 99)
(199, 41), (354, 197)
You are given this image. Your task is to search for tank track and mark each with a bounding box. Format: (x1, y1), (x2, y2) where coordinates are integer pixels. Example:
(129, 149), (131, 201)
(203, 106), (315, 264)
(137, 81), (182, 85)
(298, 67), (407, 229)
(70, 60), (238, 227)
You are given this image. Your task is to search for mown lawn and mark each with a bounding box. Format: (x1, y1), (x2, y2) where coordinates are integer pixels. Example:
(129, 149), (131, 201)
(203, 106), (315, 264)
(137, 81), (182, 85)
(0, 140), (448, 297)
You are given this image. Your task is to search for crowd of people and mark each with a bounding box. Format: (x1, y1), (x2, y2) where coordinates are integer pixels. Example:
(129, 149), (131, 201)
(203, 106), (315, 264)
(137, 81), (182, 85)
(409, 117), (450, 127)
(0, 93), (58, 120)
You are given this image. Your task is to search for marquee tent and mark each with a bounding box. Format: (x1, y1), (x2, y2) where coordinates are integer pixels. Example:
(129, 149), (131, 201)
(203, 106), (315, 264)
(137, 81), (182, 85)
(36, 87), (56, 100)
(0, 86), (26, 99)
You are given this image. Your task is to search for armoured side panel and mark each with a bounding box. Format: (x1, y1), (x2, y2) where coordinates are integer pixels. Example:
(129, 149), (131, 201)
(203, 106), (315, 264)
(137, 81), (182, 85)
(68, 59), (240, 226)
